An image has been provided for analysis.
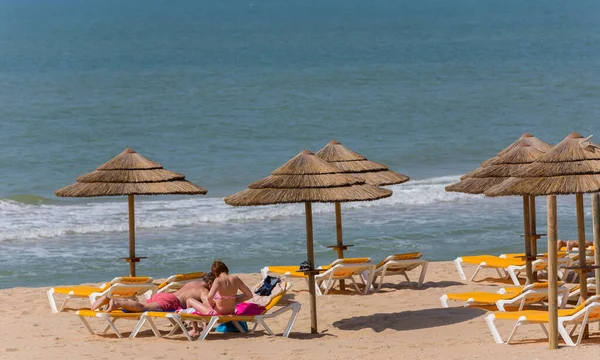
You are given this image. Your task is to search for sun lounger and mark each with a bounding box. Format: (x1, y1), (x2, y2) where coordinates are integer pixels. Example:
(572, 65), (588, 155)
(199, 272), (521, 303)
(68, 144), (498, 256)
(156, 272), (206, 293)
(440, 282), (569, 311)
(454, 255), (572, 285)
(47, 276), (156, 313)
(361, 252), (428, 291)
(262, 258), (375, 295)
(76, 309), (155, 339)
(130, 281), (301, 341)
(566, 278), (597, 305)
(485, 295), (600, 346)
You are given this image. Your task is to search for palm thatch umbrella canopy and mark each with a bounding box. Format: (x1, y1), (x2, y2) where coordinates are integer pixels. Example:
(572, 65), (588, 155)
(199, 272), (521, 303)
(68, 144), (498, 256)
(314, 140), (408, 285)
(457, 133), (552, 180)
(446, 135), (552, 284)
(224, 150), (392, 334)
(56, 148), (207, 276)
(485, 132), (600, 349)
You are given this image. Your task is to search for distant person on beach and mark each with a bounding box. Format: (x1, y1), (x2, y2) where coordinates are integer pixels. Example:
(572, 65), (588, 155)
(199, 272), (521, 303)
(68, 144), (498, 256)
(186, 260), (253, 337)
(91, 272), (215, 312)
(557, 239), (594, 252)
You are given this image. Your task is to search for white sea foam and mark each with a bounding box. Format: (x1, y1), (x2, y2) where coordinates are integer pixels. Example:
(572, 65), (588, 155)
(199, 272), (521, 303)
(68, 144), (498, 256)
(0, 175), (478, 241)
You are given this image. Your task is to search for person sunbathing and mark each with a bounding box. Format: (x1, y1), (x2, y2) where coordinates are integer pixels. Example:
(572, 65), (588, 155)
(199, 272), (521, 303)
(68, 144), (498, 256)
(91, 272), (215, 312)
(557, 239), (594, 252)
(186, 260), (253, 337)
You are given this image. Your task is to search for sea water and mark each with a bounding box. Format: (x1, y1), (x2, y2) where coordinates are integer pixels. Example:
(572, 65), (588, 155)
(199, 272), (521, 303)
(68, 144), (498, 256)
(1, 0), (599, 288)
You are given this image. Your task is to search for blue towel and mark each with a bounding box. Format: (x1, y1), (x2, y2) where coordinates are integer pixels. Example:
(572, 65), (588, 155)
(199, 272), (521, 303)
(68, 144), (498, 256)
(216, 321), (248, 333)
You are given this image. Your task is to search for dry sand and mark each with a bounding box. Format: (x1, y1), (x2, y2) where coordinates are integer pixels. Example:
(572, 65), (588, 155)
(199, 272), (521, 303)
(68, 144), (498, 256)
(1, 261), (599, 360)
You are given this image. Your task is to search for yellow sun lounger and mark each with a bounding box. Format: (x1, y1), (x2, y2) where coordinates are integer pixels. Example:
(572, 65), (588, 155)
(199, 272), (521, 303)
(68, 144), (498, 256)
(440, 282), (569, 311)
(262, 258), (375, 295)
(364, 252), (428, 291)
(76, 309), (155, 339)
(485, 295), (600, 346)
(47, 276), (156, 313)
(454, 255), (571, 285)
(566, 278), (597, 305)
(130, 281), (301, 341)
(156, 272), (206, 293)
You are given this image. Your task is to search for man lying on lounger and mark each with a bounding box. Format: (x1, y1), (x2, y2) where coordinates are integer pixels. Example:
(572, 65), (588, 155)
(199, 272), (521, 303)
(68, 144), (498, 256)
(91, 272), (215, 312)
(557, 239), (594, 252)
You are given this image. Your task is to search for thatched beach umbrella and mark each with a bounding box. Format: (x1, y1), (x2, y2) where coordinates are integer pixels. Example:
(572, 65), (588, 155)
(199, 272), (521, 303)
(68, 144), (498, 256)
(315, 140), (409, 266)
(485, 132), (600, 349)
(55, 148), (207, 276)
(224, 150), (392, 334)
(446, 134), (552, 283)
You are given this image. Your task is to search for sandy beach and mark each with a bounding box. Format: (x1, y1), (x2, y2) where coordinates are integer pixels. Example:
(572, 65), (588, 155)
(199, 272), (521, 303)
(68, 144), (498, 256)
(1, 261), (599, 360)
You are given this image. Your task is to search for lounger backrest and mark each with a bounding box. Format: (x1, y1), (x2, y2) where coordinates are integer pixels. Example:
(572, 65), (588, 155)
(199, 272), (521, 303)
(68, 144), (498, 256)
(377, 252), (423, 269)
(157, 272), (206, 290)
(106, 283), (157, 299)
(329, 263), (372, 278)
(109, 276), (154, 285)
(263, 282), (291, 312)
(338, 258), (371, 265)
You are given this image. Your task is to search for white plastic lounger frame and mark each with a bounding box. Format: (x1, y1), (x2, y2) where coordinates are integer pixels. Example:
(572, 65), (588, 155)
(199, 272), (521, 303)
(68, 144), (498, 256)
(369, 258), (428, 291)
(76, 310), (149, 339)
(455, 257), (571, 286)
(440, 284), (569, 311)
(485, 295), (600, 346)
(130, 302), (302, 341)
(315, 263), (376, 295)
(47, 277), (155, 313)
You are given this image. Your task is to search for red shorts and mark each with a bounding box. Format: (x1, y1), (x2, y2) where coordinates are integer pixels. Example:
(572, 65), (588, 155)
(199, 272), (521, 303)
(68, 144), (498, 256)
(147, 293), (180, 311)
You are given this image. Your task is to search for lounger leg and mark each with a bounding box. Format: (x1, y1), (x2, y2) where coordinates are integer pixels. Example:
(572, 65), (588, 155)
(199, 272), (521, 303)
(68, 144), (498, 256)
(130, 316), (147, 338)
(78, 316), (95, 336)
(495, 268), (503, 278)
(539, 324), (549, 338)
(557, 319), (577, 346)
(281, 303), (301, 338)
(58, 295), (72, 313)
(440, 295), (449, 308)
(256, 318), (274, 336)
(145, 316), (163, 338)
(104, 317), (123, 339)
(507, 268), (521, 286)
(167, 318), (181, 336)
(505, 322), (521, 344)
(454, 258), (467, 281)
(418, 262), (428, 287)
(469, 264), (484, 282)
(484, 315), (504, 344)
(231, 321), (247, 334)
(249, 321), (259, 334)
(198, 317), (219, 340)
(47, 289), (58, 313)
(173, 317), (194, 341)
(376, 268), (387, 292)
(402, 272), (410, 283)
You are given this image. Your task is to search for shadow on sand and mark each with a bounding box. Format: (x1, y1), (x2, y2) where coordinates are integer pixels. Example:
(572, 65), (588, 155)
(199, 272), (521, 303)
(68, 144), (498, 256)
(375, 280), (465, 293)
(332, 307), (486, 332)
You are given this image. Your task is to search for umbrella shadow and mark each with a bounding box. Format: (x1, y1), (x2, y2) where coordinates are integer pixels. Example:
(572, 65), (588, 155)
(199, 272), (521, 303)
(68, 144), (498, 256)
(375, 280), (465, 292)
(332, 307), (486, 332)
(472, 277), (525, 285)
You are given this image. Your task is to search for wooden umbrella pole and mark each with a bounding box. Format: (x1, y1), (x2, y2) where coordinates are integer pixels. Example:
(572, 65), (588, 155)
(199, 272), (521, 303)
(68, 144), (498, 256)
(335, 202), (346, 291)
(593, 193), (600, 332)
(529, 195), (538, 281)
(522, 195), (533, 284)
(128, 194), (136, 277)
(576, 193), (589, 339)
(593, 194), (600, 297)
(305, 202), (318, 334)
(546, 195), (558, 350)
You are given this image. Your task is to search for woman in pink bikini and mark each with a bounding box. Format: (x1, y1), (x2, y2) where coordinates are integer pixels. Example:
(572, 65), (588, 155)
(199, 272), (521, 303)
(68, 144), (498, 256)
(186, 260), (253, 337)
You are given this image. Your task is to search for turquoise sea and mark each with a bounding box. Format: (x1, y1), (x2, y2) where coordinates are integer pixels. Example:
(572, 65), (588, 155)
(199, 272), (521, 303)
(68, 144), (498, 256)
(1, 0), (599, 288)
